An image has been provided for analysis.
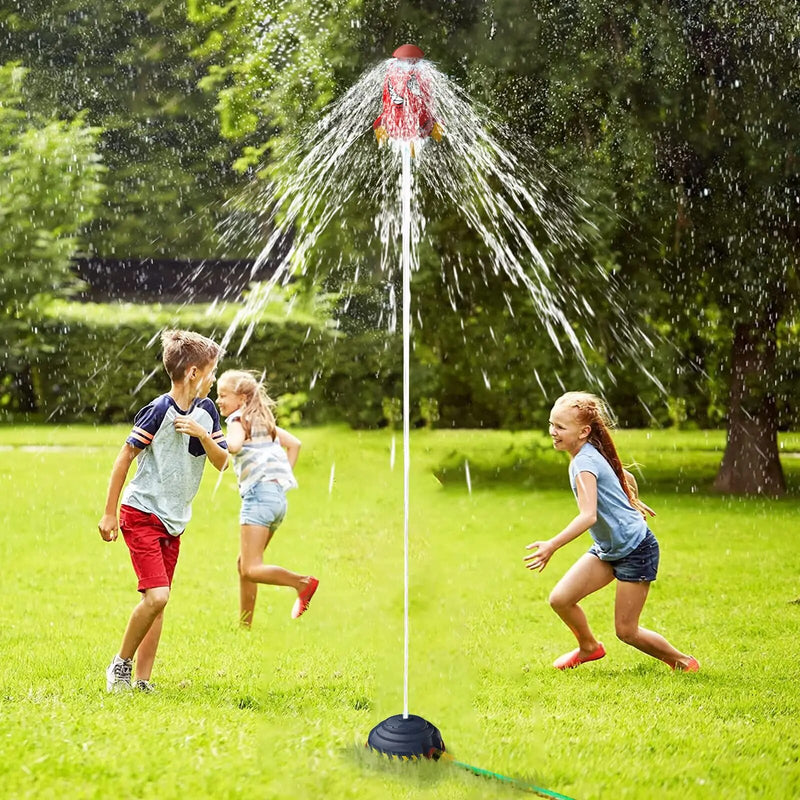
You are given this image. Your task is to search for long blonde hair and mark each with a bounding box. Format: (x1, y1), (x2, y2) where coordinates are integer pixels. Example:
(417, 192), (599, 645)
(218, 370), (277, 441)
(554, 391), (648, 519)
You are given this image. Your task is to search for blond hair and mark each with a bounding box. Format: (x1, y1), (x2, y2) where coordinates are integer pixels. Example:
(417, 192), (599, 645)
(161, 329), (221, 382)
(218, 369), (277, 441)
(554, 391), (648, 519)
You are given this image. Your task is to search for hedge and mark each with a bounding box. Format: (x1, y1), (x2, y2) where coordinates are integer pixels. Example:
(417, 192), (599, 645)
(4, 298), (798, 431)
(1, 296), (421, 429)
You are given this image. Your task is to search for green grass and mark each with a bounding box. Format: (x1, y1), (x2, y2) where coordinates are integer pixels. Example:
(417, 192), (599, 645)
(0, 425), (799, 799)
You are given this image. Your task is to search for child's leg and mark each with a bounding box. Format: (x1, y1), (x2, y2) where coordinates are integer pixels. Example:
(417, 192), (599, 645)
(614, 581), (694, 667)
(118, 586), (170, 661)
(238, 524), (314, 624)
(117, 510), (178, 668)
(549, 554), (614, 656)
(134, 609), (164, 681)
(238, 554), (258, 628)
(239, 524), (308, 589)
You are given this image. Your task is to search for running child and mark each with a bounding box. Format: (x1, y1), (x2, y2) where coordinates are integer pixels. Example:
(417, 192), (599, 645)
(524, 391), (698, 672)
(98, 329), (228, 691)
(216, 369), (318, 627)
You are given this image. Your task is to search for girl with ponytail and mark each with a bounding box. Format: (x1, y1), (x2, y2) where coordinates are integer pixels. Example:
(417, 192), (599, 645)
(216, 370), (318, 626)
(524, 392), (698, 672)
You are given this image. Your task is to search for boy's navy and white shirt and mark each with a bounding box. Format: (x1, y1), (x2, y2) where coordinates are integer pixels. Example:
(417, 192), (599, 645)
(121, 394), (227, 535)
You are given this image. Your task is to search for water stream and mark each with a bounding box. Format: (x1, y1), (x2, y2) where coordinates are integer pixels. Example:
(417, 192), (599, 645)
(218, 54), (658, 720)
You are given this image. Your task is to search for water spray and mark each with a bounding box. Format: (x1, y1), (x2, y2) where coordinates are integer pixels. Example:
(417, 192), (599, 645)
(364, 45), (574, 800)
(367, 42), (446, 760)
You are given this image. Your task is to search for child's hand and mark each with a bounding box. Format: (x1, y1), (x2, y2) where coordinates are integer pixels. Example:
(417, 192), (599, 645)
(174, 415), (207, 441)
(98, 513), (119, 542)
(524, 539), (556, 572)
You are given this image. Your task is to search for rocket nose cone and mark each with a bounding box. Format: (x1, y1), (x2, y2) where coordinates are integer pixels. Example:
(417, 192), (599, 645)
(392, 44), (425, 60)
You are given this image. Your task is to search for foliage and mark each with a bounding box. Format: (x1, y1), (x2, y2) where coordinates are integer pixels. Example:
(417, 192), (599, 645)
(0, 61), (104, 382)
(0, 0), (244, 257)
(7, 283), (797, 432)
(9, 295), (335, 423)
(189, 0), (799, 490)
(1, 290), (435, 429)
(0, 425), (799, 799)
(188, 0), (365, 174)
(0, 0), (797, 471)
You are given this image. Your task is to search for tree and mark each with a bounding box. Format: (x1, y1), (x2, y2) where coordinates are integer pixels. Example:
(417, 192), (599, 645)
(191, 0), (799, 495)
(188, 0), (626, 421)
(0, 62), (104, 410)
(662, 5), (799, 495)
(460, 0), (799, 493)
(0, 0), (242, 258)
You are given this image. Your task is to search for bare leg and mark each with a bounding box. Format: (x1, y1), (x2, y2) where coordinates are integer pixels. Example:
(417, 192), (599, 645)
(134, 610), (163, 681)
(238, 525), (314, 624)
(118, 586), (170, 662)
(549, 554), (615, 658)
(614, 581), (694, 668)
(238, 554), (258, 628)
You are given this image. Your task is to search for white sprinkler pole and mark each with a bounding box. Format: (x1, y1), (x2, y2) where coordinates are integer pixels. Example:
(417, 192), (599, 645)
(401, 140), (412, 719)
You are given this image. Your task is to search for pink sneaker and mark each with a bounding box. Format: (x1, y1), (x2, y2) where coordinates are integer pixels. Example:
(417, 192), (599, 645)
(553, 643), (606, 670)
(291, 577), (319, 619)
(673, 656), (700, 673)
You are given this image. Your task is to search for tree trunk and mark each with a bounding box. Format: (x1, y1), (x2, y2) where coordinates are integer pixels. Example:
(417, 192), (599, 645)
(714, 311), (786, 496)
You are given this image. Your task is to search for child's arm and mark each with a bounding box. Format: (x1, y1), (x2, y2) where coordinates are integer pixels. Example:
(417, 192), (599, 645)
(275, 427), (301, 469)
(98, 443), (138, 541)
(524, 471), (598, 572)
(173, 415), (229, 472)
(225, 419), (246, 454)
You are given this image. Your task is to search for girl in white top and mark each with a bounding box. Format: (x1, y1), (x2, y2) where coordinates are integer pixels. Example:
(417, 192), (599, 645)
(216, 370), (318, 626)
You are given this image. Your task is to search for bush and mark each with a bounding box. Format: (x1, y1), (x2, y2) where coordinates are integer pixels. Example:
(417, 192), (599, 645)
(5, 295), (421, 429)
(9, 294), (797, 432)
(19, 298), (338, 424)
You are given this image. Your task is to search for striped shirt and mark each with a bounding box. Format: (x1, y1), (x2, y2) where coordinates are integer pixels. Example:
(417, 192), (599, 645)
(226, 410), (298, 495)
(122, 394), (226, 535)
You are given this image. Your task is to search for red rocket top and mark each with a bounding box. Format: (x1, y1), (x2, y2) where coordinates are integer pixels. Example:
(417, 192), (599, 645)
(373, 57), (436, 141)
(392, 44), (425, 60)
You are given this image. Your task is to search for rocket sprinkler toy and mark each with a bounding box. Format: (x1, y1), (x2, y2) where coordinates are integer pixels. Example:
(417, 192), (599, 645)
(365, 45), (574, 800)
(373, 44), (443, 155)
(366, 42), (446, 765)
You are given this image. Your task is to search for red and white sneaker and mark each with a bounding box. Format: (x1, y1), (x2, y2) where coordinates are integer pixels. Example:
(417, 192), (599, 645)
(291, 577), (319, 619)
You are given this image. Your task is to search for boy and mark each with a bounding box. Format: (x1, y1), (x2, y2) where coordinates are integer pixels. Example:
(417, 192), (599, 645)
(98, 329), (228, 692)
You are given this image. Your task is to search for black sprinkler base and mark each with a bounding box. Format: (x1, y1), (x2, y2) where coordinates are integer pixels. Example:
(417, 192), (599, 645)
(367, 714), (445, 760)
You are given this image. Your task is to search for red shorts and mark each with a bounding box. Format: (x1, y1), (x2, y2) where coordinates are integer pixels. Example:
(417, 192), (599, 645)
(120, 505), (182, 592)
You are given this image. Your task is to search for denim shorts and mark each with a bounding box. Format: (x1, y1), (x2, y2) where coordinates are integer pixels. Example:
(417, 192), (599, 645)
(589, 529), (660, 582)
(240, 481), (287, 531)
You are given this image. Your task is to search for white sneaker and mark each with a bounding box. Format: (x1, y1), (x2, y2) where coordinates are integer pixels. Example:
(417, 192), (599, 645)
(106, 655), (133, 692)
(133, 679), (155, 693)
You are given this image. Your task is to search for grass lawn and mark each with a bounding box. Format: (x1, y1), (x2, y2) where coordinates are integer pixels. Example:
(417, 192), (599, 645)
(0, 424), (799, 799)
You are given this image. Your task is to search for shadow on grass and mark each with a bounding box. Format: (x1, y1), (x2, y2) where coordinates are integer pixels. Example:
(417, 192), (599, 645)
(346, 742), (448, 788)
